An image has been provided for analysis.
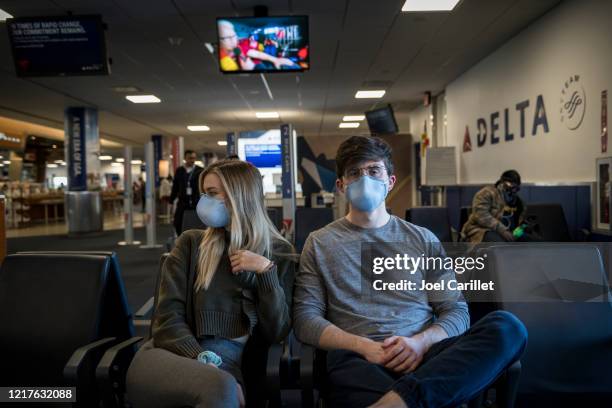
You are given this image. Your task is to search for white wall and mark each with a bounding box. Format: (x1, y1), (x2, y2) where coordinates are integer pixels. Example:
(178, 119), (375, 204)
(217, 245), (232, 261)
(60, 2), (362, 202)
(434, 0), (612, 184)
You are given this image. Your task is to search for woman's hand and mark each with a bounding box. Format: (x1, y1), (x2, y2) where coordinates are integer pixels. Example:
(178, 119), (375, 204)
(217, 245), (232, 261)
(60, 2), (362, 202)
(229, 250), (272, 274)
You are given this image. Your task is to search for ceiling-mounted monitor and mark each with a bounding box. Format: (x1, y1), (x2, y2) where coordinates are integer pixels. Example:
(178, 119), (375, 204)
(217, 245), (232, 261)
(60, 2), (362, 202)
(7, 15), (109, 77)
(366, 105), (399, 135)
(216, 16), (309, 74)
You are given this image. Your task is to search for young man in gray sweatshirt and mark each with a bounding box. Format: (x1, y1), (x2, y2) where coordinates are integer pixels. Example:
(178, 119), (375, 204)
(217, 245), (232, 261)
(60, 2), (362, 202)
(293, 136), (527, 408)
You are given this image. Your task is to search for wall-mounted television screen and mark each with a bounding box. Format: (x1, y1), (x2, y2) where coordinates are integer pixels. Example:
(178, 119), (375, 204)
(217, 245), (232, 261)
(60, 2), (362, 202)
(7, 15), (109, 77)
(216, 16), (309, 74)
(366, 105), (399, 135)
(244, 143), (282, 168)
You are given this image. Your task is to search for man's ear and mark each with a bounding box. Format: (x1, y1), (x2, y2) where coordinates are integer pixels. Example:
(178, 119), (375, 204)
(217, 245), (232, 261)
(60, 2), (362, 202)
(336, 178), (345, 193)
(388, 175), (397, 192)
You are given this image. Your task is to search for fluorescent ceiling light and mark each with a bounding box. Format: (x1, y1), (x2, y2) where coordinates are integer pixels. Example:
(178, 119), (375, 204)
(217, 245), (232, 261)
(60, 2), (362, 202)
(339, 122), (360, 128)
(111, 162), (123, 167)
(187, 125), (210, 131)
(343, 115), (365, 121)
(401, 0), (460, 12)
(131, 159), (142, 165)
(195, 161), (204, 167)
(217, 141), (228, 146)
(204, 42), (215, 54)
(255, 112), (279, 119)
(125, 95), (161, 103)
(0, 9), (13, 22)
(3, 160), (10, 164)
(99, 155), (113, 160)
(116, 158), (125, 163)
(47, 163), (58, 168)
(355, 90), (386, 99)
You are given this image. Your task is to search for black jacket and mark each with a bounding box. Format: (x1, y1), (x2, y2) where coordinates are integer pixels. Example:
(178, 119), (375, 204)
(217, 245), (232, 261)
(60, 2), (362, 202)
(170, 165), (203, 209)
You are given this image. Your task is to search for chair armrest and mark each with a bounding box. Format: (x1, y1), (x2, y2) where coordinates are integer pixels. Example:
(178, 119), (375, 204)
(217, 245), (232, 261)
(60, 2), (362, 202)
(96, 336), (144, 408)
(64, 337), (117, 384)
(300, 343), (316, 408)
(495, 360), (521, 408)
(265, 342), (284, 402)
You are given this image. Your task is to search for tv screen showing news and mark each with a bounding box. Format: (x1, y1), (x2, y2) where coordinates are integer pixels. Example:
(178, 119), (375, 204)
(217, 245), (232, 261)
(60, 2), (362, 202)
(7, 15), (109, 77)
(216, 16), (309, 74)
(366, 105), (399, 135)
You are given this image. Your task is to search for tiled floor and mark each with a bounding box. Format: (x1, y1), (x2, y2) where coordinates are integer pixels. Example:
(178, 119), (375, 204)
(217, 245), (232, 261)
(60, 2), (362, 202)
(7, 212), (173, 238)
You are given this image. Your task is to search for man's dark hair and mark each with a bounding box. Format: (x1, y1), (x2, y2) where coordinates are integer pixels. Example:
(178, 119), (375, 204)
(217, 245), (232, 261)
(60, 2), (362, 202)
(336, 136), (393, 178)
(497, 169), (521, 186)
(184, 150), (196, 158)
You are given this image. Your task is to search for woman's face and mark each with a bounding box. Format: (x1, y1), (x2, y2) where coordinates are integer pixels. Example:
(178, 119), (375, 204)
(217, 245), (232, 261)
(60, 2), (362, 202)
(203, 173), (227, 201)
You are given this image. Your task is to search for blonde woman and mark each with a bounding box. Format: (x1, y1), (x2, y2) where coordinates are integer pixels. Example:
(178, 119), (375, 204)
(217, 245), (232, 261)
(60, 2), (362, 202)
(127, 159), (295, 408)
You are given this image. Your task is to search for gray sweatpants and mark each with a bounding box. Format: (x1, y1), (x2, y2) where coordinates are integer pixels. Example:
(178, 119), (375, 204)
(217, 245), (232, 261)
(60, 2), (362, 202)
(126, 339), (241, 408)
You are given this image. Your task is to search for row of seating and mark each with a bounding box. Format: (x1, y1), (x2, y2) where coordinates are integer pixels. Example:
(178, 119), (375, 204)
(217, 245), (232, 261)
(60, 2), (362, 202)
(407, 203), (576, 242)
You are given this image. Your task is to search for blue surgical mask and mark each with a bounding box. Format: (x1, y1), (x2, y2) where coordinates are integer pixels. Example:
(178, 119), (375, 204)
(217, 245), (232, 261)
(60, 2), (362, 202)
(196, 194), (230, 228)
(345, 176), (388, 212)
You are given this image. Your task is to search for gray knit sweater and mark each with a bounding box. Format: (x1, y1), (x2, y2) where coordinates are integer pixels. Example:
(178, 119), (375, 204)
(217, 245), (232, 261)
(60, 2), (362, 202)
(152, 229), (295, 358)
(293, 216), (470, 346)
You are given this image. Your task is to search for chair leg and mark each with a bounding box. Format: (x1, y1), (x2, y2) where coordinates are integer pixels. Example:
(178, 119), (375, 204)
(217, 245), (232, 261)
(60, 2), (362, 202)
(496, 360), (521, 408)
(467, 392), (484, 408)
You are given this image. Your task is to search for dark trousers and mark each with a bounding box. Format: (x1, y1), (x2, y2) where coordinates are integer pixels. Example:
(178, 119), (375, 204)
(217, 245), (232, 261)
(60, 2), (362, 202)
(326, 311), (527, 408)
(173, 204), (186, 236)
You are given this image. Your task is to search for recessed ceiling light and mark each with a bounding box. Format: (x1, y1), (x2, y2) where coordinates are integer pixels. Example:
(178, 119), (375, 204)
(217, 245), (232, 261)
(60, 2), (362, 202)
(99, 155), (113, 160)
(339, 122), (360, 128)
(195, 161), (204, 167)
(112, 86), (142, 93)
(255, 112), (279, 119)
(111, 162), (123, 167)
(187, 125), (210, 132)
(54, 160), (63, 164)
(355, 90), (386, 99)
(401, 0), (460, 12)
(126, 95), (161, 103)
(131, 159), (142, 165)
(116, 158), (125, 163)
(204, 42), (215, 54)
(343, 115), (365, 121)
(3, 160), (10, 164)
(0, 9), (13, 22)
(217, 141), (228, 146)
(47, 163), (58, 168)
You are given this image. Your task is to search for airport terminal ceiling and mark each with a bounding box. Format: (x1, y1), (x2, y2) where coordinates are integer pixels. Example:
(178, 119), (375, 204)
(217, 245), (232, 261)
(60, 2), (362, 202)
(0, 0), (562, 154)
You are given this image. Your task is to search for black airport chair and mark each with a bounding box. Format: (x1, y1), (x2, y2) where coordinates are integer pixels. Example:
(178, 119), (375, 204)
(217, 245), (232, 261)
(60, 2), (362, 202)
(0, 253), (133, 407)
(295, 207), (334, 252)
(406, 206), (453, 243)
(180, 209), (206, 233)
(522, 203), (571, 241)
(267, 207), (284, 232)
(97, 253), (293, 408)
(468, 244), (612, 406)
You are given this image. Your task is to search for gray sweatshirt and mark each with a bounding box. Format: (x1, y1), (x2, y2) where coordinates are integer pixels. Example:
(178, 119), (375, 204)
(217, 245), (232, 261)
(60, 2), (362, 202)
(293, 215), (470, 346)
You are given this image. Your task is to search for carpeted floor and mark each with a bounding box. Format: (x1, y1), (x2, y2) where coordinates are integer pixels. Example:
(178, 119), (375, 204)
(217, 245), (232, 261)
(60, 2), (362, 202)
(7, 225), (174, 314)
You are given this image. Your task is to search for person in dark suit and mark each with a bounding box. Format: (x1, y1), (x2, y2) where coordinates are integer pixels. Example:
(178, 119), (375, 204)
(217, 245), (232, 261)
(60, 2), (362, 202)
(170, 150), (203, 235)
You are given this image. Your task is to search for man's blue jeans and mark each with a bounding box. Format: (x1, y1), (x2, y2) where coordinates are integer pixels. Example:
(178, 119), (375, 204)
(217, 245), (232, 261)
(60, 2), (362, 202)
(326, 311), (528, 408)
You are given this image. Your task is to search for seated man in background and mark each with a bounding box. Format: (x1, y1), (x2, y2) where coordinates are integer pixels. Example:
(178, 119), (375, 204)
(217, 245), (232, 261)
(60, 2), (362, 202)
(462, 170), (525, 243)
(293, 136), (527, 408)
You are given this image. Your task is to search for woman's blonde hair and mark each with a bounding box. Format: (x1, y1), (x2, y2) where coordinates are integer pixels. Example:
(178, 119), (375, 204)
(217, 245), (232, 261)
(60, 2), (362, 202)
(195, 159), (290, 291)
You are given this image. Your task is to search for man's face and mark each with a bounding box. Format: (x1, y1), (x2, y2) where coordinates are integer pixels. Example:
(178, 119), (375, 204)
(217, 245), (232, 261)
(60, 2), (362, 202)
(336, 159), (396, 193)
(219, 23), (238, 50)
(184, 153), (196, 168)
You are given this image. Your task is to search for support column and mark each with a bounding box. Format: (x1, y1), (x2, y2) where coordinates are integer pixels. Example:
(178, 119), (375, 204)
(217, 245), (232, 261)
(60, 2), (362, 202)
(140, 141), (161, 248)
(118, 145), (140, 245)
(64, 107), (103, 234)
(280, 124), (297, 243)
